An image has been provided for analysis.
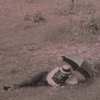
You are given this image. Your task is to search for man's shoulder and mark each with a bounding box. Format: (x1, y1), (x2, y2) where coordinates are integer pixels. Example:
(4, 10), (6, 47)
(51, 67), (60, 73)
(54, 67), (60, 70)
(47, 67), (60, 77)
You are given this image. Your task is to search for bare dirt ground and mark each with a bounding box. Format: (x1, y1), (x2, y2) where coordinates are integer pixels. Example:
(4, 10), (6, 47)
(0, 0), (100, 100)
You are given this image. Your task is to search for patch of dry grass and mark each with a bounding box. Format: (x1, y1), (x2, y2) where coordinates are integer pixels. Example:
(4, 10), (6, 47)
(0, 0), (100, 100)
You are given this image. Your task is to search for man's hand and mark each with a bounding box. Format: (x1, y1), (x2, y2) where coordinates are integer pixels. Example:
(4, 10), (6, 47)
(52, 84), (60, 90)
(53, 83), (60, 88)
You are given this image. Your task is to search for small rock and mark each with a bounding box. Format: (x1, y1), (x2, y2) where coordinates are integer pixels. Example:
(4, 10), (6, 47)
(75, 33), (78, 36)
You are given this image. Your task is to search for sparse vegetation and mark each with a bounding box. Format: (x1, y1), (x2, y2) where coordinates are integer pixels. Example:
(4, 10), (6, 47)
(0, 0), (100, 100)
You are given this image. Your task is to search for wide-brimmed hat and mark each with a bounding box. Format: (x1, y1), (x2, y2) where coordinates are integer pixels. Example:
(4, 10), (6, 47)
(60, 65), (72, 75)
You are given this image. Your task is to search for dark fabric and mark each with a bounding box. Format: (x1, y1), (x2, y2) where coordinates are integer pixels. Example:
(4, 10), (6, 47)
(52, 70), (68, 85)
(13, 71), (49, 89)
(78, 60), (93, 78)
(62, 68), (71, 72)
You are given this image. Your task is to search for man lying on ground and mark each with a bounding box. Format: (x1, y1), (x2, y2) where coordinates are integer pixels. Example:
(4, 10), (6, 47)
(4, 63), (78, 91)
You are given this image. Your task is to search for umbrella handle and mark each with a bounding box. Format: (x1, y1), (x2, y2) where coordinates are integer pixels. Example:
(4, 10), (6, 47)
(69, 67), (78, 78)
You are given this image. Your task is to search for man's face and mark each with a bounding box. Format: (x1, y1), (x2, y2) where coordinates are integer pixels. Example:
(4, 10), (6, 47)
(61, 73), (70, 77)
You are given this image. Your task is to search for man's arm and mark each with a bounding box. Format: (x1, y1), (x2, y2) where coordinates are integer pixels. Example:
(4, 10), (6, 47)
(47, 67), (60, 87)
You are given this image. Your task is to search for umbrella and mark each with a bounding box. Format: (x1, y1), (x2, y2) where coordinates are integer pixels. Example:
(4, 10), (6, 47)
(62, 54), (94, 79)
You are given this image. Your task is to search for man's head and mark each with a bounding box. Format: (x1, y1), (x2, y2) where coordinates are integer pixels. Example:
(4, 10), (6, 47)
(60, 64), (72, 76)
